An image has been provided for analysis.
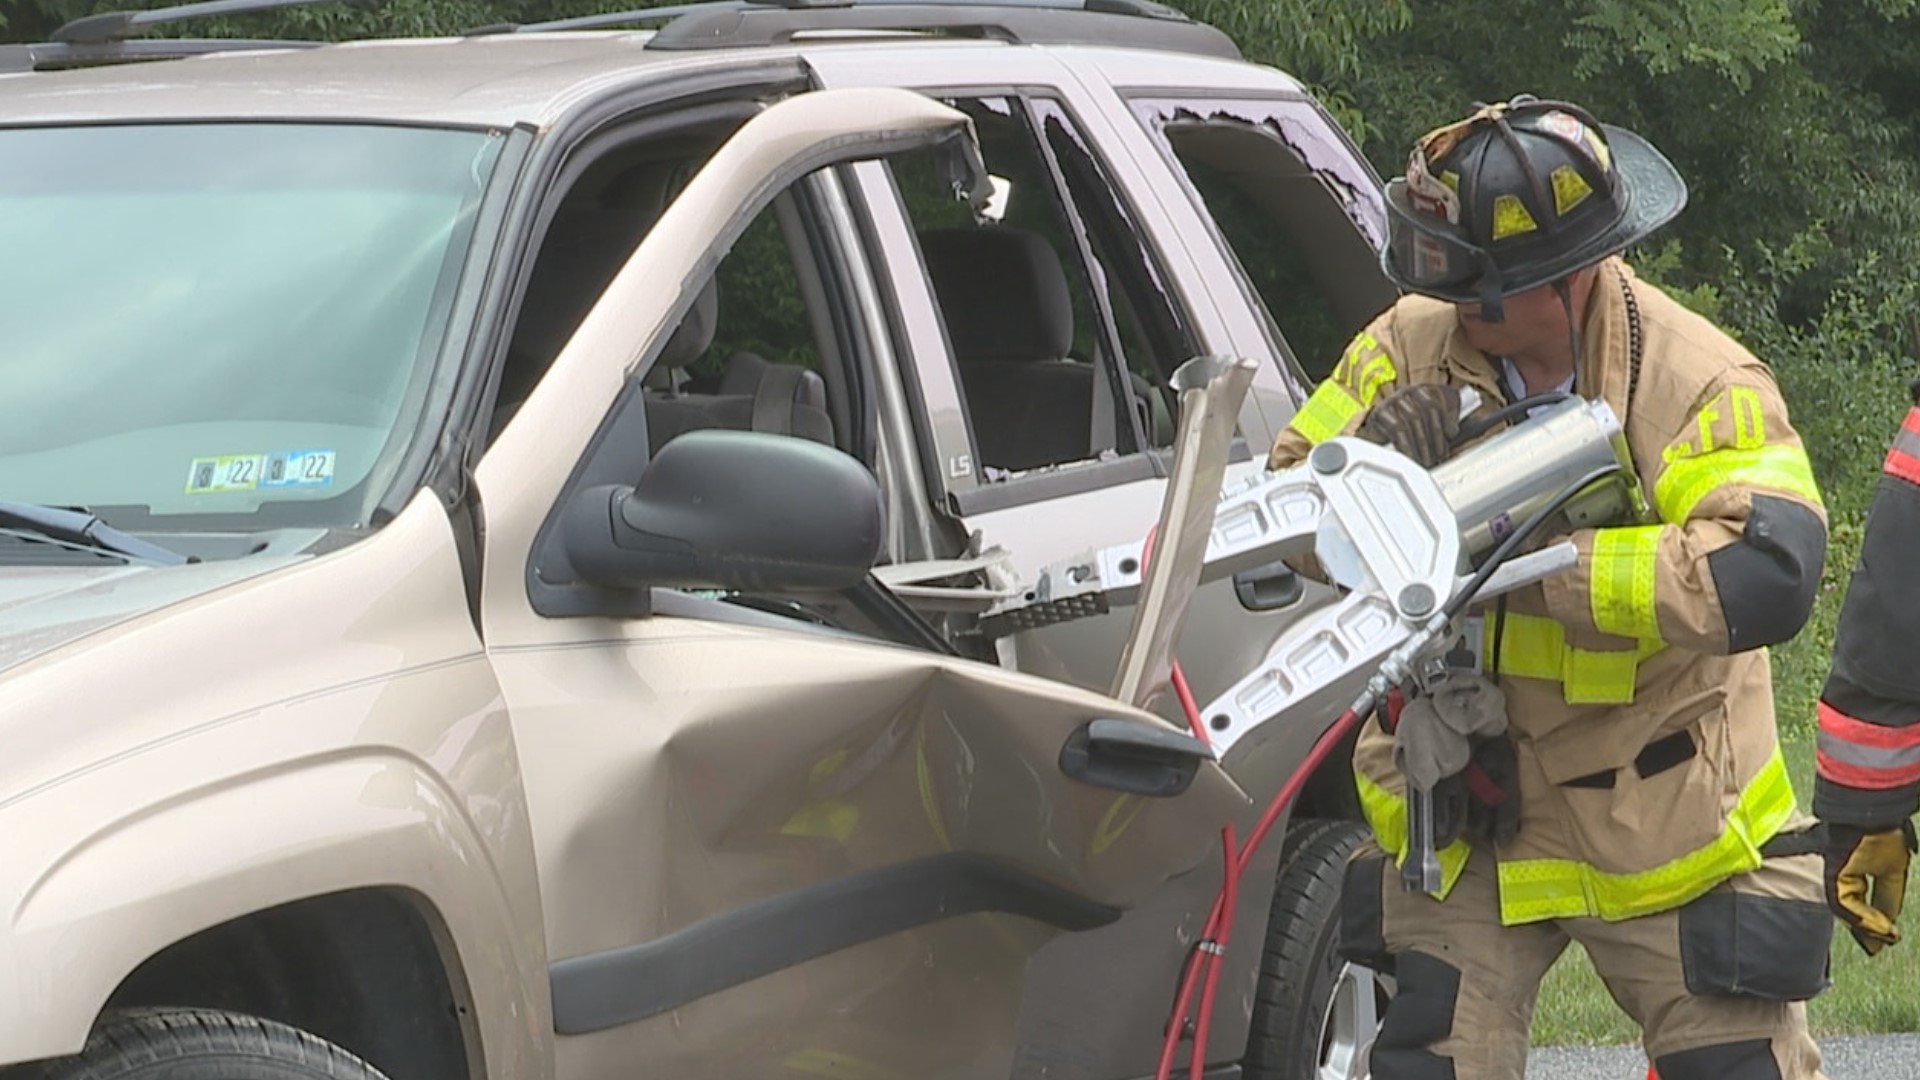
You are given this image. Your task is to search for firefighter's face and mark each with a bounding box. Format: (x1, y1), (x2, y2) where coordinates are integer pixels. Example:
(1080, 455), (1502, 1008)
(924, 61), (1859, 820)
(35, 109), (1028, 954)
(1453, 280), (1567, 356)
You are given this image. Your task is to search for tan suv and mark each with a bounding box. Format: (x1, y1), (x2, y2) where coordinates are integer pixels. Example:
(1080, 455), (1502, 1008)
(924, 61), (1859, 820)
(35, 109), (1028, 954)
(0, 3), (1399, 1078)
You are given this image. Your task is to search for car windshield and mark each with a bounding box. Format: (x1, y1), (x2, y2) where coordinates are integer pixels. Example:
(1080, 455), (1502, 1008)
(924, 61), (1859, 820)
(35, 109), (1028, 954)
(0, 122), (503, 534)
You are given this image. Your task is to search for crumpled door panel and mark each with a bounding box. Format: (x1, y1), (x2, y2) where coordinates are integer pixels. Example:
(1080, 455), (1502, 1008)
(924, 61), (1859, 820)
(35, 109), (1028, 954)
(499, 615), (1243, 1079)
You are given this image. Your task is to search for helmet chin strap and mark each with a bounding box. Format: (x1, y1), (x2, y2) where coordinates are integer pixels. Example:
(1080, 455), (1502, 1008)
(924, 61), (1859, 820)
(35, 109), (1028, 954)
(1553, 277), (1582, 394)
(1478, 254), (1507, 323)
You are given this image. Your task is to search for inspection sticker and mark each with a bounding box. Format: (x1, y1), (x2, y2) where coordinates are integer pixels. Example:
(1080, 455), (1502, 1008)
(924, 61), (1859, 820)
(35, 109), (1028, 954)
(186, 454), (266, 494)
(260, 450), (336, 489)
(186, 450), (336, 494)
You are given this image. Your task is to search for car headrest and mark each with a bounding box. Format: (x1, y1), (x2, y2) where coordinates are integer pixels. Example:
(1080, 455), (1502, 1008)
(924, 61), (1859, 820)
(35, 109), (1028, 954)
(918, 226), (1074, 364)
(657, 278), (718, 371)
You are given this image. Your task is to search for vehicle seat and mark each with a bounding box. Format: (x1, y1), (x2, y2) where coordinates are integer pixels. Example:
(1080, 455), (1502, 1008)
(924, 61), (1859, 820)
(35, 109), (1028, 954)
(716, 350), (834, 438)
(490, 201), (833, 453)
(918, 226), (1162, 472)
(642, 284), (835, 453)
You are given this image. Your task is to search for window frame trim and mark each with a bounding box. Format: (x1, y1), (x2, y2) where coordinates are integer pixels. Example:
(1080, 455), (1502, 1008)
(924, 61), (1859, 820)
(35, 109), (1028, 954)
(512, 111), (942, 620)
(1019, 93), (1154, 459)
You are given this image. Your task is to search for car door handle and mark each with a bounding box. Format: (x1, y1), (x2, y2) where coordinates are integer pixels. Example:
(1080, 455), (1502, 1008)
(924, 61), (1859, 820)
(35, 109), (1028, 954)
(1058, 717), (1212, 798)
(1233, 558), (1304, 612)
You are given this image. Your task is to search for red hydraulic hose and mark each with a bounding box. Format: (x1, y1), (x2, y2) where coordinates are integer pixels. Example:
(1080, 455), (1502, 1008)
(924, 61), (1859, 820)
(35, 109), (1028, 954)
(1153, 701), (1364, 1080)
(1139, 524), (1368, 1080)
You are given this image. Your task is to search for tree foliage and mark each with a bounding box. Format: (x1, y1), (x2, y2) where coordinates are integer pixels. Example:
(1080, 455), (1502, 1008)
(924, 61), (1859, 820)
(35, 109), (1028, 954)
(1156, 0), (1920, 499)
(2, 0), (1913, 488)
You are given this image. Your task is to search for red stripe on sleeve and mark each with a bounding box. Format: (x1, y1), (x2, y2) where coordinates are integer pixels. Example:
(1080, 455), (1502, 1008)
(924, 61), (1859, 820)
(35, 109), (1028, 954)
(1887, 446), (1920, 485)
(1819, 701), (1920, 751)
(1817, 748), (1920, 790)
(1903, 407), (1920, 437)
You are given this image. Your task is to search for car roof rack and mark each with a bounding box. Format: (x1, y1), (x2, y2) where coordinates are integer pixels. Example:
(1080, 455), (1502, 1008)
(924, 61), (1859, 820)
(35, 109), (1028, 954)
(0, 36), (322, 73)
(467, 0), (753, 34)
(0, 0), (367, 74)
(476, 0), (1240, 60)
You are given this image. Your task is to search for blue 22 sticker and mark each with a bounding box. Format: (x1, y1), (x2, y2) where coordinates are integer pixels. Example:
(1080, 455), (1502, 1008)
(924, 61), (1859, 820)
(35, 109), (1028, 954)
(261, 450), (336, 488)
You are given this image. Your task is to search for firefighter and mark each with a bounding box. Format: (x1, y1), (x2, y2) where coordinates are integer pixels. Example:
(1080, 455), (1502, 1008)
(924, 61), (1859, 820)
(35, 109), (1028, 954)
(1813, 376), (1920, 956)
(1268, 96), (1832, 1080)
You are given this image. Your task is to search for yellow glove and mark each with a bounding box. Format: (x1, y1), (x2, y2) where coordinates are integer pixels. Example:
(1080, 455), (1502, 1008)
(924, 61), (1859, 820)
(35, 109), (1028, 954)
(1825, 820), (1918, 956)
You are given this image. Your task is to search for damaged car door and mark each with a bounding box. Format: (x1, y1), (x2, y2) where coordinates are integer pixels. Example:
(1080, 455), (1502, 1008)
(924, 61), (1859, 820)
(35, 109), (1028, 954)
(470, 86), (1247, 1080)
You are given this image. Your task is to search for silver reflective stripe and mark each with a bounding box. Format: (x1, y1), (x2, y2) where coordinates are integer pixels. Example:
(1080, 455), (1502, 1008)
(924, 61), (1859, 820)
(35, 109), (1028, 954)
(1817, 728), (1920, 770)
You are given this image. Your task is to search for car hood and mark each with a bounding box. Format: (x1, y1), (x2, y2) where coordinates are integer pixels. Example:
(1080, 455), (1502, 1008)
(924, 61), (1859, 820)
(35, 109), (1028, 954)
(0, 556), (308, 676)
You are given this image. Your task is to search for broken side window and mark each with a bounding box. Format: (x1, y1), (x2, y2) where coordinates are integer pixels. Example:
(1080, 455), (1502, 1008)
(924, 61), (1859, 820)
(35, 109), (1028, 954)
(889, 95), (1195, 479)
(1127, 97), (1397, 383)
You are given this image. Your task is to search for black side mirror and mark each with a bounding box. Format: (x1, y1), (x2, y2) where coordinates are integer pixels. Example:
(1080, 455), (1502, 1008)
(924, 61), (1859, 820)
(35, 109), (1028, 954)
(562, 429), (883, 594)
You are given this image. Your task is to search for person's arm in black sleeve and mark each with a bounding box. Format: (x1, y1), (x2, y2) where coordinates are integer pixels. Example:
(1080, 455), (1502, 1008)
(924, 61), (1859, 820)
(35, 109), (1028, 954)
(1816, 375), (1920, 954)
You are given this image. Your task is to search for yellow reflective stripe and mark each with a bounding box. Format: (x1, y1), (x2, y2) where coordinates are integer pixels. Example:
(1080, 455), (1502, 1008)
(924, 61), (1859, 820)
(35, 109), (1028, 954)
(1653, 444), (1823, 524)
(1589, 526), (1663, 641)
(1286, 381), (1364, 445)
(1355, 354), (1396, 405)
(1355, 768), (1472, 900)
(1563, 645), (1649, 705)
(1485, 613), (1663, 705)
(1332, 332), (1397, 406)
(1290, 335), (1401, 445)
(1496, 746), (1798, 924)
(1483, 612), (1564, 681)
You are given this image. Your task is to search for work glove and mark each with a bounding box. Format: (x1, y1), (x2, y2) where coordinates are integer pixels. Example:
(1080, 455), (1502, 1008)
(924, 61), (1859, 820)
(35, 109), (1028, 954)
(1392, 672), (1508, 791)
(1432, 735), (1522, 849)
(1463, 734), (1521, 847)
(1357, 384), (1464, 468)
(1825, 819), (1918, 956)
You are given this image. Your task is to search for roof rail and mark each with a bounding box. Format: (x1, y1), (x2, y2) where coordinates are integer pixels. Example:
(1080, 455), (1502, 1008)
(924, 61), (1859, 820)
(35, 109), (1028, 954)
(52, 0), (371, 44)
(468, 0), (742, 35)
(0, 0), (370, 75)
(0, 36), (321, 74)
(472, 0), (833, 34)
(477, 0), (1239, 60)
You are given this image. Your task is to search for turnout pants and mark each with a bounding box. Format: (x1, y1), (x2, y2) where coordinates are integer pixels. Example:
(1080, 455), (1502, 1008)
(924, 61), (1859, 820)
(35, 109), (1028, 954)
(1339, 841), (1830, 1080)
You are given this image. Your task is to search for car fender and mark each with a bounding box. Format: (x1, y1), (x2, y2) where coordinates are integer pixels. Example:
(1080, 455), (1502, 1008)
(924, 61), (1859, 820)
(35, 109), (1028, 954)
(0, 494), (551, 1076)
(0, 744), (550, 1076)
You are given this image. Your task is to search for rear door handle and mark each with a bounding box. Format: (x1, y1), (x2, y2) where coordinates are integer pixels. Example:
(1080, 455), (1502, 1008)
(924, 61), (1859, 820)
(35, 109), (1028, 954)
(1233, 558), (1303, 612)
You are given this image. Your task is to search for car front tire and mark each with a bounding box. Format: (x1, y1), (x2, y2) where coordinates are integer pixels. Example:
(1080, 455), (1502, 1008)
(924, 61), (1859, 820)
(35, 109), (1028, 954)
(1243, 818), (1392, 1080)
(9, 1009), (392, 1080)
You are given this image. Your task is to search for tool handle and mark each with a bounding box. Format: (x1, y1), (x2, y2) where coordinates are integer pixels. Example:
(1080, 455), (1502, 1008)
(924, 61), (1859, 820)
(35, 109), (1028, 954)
(1401, 783), (1443, 893)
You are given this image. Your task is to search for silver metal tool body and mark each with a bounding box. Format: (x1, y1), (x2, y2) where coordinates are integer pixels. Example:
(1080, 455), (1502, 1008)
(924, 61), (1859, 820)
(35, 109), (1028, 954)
(981, 394), (1641, 886)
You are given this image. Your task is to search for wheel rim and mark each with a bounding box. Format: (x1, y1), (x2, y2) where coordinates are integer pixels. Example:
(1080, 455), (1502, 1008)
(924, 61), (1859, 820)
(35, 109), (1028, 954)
(1317, 962), (1390, 1080)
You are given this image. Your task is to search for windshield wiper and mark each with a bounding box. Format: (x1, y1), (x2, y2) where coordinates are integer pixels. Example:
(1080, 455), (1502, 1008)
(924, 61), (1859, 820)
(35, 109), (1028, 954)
(0, 500), (189, 566)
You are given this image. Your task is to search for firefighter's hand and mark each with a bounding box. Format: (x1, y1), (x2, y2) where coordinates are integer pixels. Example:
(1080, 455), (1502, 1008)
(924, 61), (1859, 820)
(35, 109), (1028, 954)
(1825, 820), (1918, 956)
(1357, 384), (1463, 468)
(1431, 736), (1522, 849)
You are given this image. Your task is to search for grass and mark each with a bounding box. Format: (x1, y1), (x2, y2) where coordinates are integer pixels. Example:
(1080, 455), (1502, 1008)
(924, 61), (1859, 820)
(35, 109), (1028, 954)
(1531, 521), (1920, 1045)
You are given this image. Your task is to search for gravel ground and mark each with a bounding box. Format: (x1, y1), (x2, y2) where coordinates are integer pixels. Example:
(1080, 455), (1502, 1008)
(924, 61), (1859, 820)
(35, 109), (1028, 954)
(1526, 1034), (1920, 1079)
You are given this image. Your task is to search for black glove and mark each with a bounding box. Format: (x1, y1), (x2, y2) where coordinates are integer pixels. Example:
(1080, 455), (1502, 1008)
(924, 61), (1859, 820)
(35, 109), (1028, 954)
(1431, 734), (1521, 848)
(1825, 819), (1917, 956)
(1356, 384), (1463, 468)
(1463, 734), (1521, 846)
